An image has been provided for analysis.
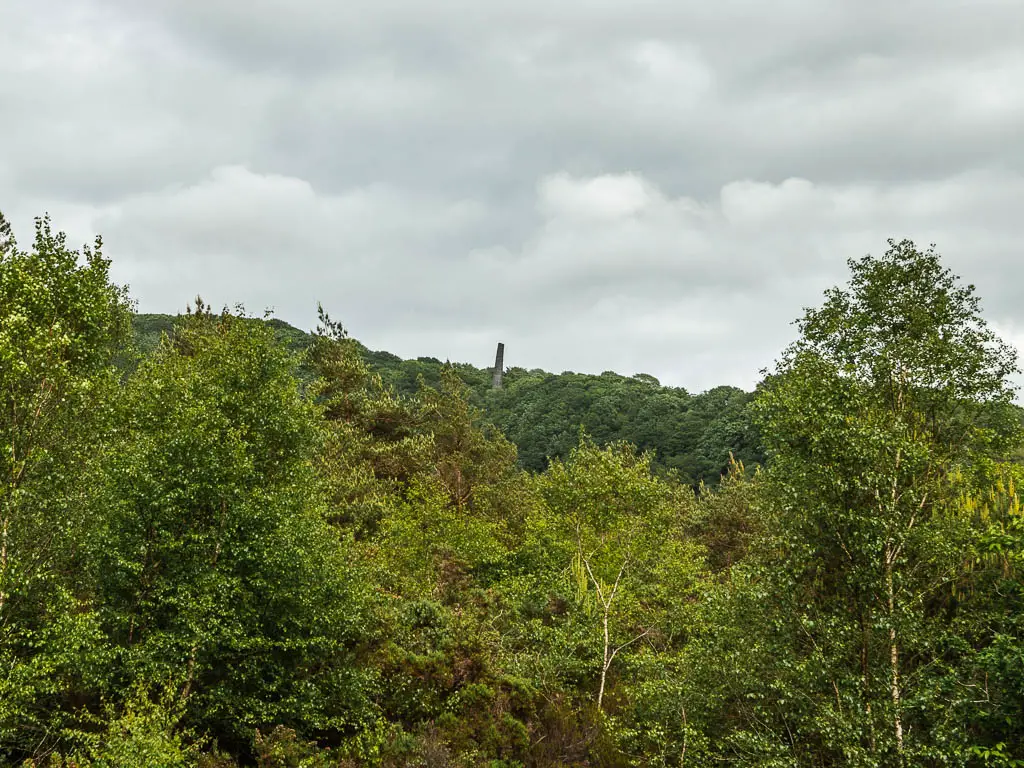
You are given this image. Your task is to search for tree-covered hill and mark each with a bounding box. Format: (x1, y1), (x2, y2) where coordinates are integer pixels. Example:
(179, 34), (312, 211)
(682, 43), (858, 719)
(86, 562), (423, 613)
(132, 313), (763, 484)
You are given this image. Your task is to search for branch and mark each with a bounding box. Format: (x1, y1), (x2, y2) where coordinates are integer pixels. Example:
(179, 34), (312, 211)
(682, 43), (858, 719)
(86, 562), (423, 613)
(607, 626), (653, 666)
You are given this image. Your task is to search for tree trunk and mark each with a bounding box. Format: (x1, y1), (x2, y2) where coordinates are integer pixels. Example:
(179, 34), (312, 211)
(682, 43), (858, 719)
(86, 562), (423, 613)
(861, 610), (876, 753)
(0, 512), (8, 616)
(598, 603), (610, 710)
(885, 554), (904, 759)
(180, 643), (199, 702)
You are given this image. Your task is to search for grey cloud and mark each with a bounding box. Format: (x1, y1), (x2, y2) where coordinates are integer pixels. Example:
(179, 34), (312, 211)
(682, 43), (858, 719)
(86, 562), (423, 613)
(58, 165), (1022, 392)
(2, 0), (1024, 392)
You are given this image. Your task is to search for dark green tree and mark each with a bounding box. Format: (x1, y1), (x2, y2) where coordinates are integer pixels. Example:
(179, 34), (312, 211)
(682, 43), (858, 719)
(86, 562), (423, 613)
(95, 305), (376, 755)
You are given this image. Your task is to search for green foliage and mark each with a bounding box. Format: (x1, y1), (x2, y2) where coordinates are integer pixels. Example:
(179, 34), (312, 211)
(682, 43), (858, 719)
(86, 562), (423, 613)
(713, 239), (1023, 765)
(0, 211), (132, 759)
(537, 440), (703, 711)
(133, 315), (764, 485)
(489, 371), (762, 484)
(96, 302), (376, 754)
(305, 306), (431, 537)
(7, 213), (1024, 767)
(79, 682), (201, 768)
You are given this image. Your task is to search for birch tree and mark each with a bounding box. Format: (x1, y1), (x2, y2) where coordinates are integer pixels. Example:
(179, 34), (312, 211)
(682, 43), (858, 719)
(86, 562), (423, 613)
(538, 440), (689, 713)
(752, 240), (1019, 764)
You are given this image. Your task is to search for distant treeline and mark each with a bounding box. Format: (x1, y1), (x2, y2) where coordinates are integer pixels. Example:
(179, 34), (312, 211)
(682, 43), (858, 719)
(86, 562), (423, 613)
(133, 313), (764, 485)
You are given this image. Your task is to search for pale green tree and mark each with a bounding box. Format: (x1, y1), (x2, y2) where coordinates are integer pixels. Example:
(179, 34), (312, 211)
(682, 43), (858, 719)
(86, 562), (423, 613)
(0, 212), (131, 758)
(535, 439), (701, 713)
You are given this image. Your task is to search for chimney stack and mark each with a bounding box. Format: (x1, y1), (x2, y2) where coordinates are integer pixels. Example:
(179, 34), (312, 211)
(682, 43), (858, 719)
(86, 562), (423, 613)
(492, 342), (505, 389)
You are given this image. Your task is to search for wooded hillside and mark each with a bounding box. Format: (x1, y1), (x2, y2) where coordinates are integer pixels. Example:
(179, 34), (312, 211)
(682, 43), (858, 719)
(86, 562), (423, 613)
(134, 314), (764, 485)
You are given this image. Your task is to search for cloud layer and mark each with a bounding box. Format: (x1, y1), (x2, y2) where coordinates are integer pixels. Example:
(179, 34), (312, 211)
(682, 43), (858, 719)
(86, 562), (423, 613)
(3, 0), (1023, 391)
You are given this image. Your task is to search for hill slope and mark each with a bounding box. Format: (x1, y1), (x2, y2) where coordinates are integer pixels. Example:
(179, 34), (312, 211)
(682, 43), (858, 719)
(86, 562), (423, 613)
(132, 313), (763, 483)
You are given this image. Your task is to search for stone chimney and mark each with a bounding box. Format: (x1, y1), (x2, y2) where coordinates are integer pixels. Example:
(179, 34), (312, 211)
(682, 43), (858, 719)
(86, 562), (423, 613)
(492, 342), (505, 389)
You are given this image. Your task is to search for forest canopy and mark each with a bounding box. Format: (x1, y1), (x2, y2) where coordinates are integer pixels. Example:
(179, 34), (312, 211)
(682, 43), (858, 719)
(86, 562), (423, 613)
(131, 313), (763, 486)
(2, 210), (1023, 767)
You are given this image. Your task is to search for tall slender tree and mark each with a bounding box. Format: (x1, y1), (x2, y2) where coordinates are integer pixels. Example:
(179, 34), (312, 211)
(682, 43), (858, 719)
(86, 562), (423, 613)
(749, 240), (1020, 764)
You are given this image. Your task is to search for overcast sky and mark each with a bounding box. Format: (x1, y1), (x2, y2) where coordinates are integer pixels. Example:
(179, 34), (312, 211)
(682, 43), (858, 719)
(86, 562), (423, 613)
(3, 0), (1023, 392)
